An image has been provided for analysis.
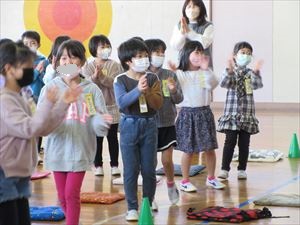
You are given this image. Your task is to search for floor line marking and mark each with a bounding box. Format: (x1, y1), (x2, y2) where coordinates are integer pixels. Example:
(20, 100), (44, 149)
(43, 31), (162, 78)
(195, 175), (300, 225)
(93, 175), (299, 225)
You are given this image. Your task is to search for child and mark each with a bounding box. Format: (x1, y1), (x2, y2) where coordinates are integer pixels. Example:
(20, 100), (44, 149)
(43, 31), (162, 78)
(39, 39), (112, 225)
(43, 35), (71, 85)
(21, 30), (49, 102)
(0, 42), (81, 225)
(145, 38), (183, 204)
(22, 30), (49, 162)
(113, 38), (163, 221)
(217, 41), (263, 180)
(82, 34), (123, 176)
(170, 0), (213, 67)
(170, 40), (225, 192)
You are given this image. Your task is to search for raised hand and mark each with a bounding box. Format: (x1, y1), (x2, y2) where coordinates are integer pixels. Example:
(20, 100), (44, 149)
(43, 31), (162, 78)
(46, 86), (58, 103)
(138, 74), (148, 93)
(254, 60), (264, 74)
(91, 64), (104, 80)
(180, 17), (189, 34)
(167, 77), (176, 93)
(36, 60), (45, 73)
(168, 61), (177, 72)
(199, 55), (210, 70)
(227, 55), (235, 74)
(63, 80), (82, 104)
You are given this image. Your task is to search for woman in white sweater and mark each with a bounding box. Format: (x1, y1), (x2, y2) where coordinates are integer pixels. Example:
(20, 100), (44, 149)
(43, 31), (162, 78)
(170, 0), (214, 68)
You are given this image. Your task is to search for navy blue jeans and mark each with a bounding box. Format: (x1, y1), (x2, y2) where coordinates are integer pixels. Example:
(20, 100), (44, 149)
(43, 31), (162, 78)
(120, 115), (157, 211)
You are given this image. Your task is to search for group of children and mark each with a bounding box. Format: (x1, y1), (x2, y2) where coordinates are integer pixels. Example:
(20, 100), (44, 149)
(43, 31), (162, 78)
(0, 1), (263, 224)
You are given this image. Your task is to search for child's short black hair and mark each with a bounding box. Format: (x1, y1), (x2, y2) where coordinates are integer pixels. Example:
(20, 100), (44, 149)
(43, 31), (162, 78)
(178, 41), (204, 71)
(144, 39), (166, 53)
(54, 39), (86, 69)
(0, 42), (35, 75)
(48, 35), (71, 62)
(131, 36), (144, 42)
(118, 38), (150, 71)
(0, 42), (17, 75)
(16, 45), (35, 66)
(21, 31), (41, 44)
(233, 41), (253, 55)
(88, 35), (111, 57)
(0, 38), (13, 47)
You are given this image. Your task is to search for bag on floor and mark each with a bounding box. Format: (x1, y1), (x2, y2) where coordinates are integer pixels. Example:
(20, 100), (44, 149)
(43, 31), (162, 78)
(187, 206), (273, 223)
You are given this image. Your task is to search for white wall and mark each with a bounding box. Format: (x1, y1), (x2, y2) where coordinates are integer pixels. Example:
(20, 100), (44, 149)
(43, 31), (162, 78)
(273, 0), (299, 103)
(109, 0), (183, 64)
(0, 0), (299, 103)
(0, 1), (24, 38)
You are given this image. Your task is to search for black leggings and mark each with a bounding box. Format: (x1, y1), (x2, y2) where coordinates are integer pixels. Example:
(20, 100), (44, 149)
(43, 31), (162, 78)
(221, 130), (251, 171)
(94, 123), (119, 167)
(0, 198), (31, 225)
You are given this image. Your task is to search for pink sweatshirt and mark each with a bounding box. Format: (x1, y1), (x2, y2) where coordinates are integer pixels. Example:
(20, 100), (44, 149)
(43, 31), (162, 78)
(0, 87), (69, 178)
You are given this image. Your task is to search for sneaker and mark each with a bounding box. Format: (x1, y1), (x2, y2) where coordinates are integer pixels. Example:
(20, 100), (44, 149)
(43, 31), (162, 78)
(126, 209), (139, 221)
(237, 170), (247, 180)
(93, 167), (104, 176)
(217, 170), (229, 180)
(206, 178), (226, 189)
(151, 199), (158, 211)
(111, 167), (121, 176)
(168, 184), (179, 204)
(179, 181), (197, 192)
(39, 147), (44, 154)
(38, 155), (43, 165)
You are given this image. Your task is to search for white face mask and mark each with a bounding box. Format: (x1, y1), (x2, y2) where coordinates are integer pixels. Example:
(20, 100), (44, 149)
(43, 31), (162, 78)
(29, 46), (38, 53)
(151, 55), (165, 68)
(185, 7), (200, 21)
(131, 57), (150, 73)
(97, 48), (112, 60)
(235, 53), (252, 67)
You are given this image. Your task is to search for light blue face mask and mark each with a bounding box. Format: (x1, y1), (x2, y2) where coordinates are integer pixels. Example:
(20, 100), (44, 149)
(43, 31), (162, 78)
(235, 53), (252, 67)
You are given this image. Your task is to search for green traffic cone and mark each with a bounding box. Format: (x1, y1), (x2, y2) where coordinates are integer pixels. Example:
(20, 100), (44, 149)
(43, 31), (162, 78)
(138, 197), (154, 225)
(288, 133), (300, 158)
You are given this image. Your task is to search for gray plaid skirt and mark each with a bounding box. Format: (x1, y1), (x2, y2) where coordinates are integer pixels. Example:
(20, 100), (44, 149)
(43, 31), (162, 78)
(175, 106), (218, 153)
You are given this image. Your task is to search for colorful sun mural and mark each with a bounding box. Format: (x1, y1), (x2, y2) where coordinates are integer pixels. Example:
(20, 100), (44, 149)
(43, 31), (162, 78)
(24, 0), (112, 56)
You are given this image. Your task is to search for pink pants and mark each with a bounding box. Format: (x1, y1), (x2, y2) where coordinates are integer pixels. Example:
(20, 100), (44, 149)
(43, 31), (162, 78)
(53, 171), (85, 225)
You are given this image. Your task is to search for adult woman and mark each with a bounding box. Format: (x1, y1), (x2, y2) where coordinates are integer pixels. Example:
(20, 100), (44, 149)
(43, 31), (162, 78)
(170, 0), (213, 67)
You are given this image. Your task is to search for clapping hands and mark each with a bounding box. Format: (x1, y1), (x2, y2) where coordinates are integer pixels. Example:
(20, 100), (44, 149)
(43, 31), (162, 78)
(254, 60), (264, 74)
(138, 74), (148, 93)
(62, 81), (82, 104)
(36, 60), (45, 73)
(46, 81), (82, 104)
(180, 17), (189, 34)
(91, 64), (104, 80)
(227, 55), (235, 74)
(167, 77), (176, 93)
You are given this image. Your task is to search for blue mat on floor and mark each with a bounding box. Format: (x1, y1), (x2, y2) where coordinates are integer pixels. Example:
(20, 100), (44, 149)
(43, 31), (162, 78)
(30, 206), (65, 221)
(156, 164), (205, 177)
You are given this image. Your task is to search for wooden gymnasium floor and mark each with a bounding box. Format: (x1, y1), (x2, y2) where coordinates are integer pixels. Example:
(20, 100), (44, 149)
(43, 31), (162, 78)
(30, 109), (300, 225)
